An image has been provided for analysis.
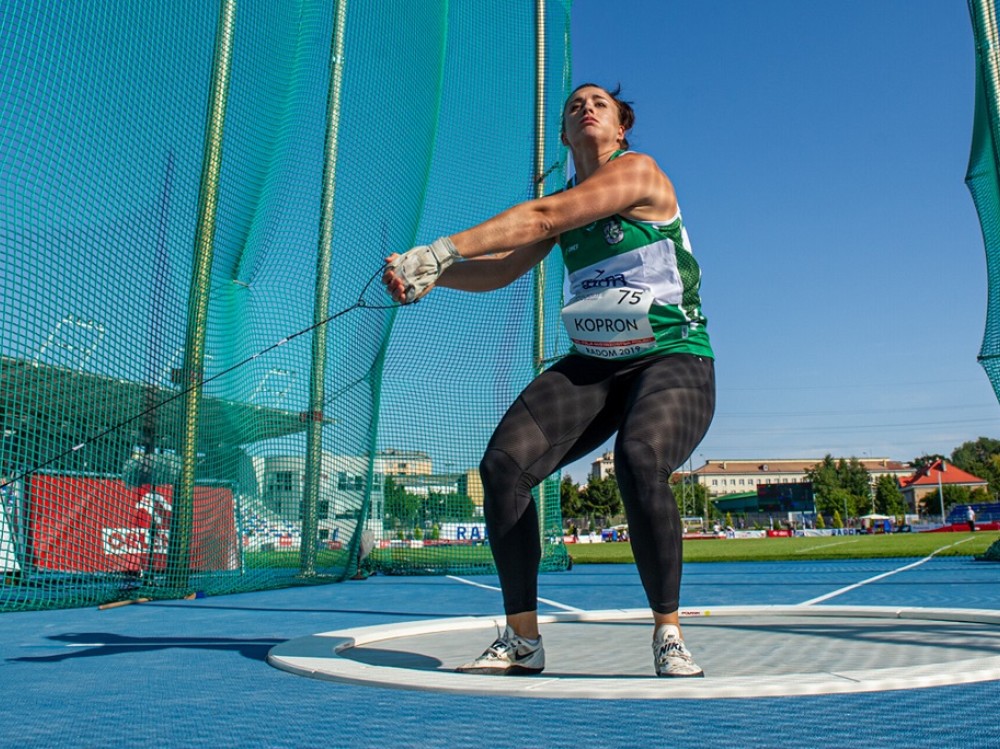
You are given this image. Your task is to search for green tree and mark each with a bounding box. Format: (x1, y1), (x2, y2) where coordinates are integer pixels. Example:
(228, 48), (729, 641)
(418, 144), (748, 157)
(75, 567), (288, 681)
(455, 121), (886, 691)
(426, 491), (474, 522)
(911, 453), (945, 471)
(971, 487), (991, 503)
(831, 509), (843, 529)
(383, 475), (420, 529)
(951, 437), (1000, 498)
(805, 456), (839, 508)
(670, 473), (704, 517)
(560, 475), (583, 519)
(919, 485), (971, 518)
(839, 457), (873, 502)
(693, 482), (712, 521)
(424, 490), (445, 524)
(453, 493), (476, 520)
(874, 474), (907, 517)
(390, 489), (477, 528)
(671, 474), (711, 520)
(580, 473), (623, 524)
(824, 487), (866, 521)
(805, 455), (872, 520)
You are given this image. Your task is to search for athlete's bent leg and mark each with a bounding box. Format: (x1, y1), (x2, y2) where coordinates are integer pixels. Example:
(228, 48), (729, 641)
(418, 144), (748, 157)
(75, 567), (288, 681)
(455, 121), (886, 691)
(480, 357), (620, 621)
(613, 355), (716, 623)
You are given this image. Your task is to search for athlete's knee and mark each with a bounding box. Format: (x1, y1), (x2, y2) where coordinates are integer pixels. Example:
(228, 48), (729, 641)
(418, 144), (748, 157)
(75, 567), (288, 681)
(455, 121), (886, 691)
(480, 448), (538, 530)
(480, 448), (518, 494)
(616, 437), (671, 488)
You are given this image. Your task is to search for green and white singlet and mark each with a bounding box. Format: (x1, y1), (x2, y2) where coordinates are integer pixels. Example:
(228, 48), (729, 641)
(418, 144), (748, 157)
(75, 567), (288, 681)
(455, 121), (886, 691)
(558, 151), (714, 361)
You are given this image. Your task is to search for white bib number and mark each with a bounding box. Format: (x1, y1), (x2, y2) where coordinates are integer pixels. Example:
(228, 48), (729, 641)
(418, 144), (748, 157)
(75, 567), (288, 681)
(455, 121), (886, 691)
(561, 287), (656, 359)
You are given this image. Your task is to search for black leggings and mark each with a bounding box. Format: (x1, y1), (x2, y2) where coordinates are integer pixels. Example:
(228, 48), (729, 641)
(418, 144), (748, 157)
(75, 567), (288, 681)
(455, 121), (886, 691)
(480, 352), (715, 615)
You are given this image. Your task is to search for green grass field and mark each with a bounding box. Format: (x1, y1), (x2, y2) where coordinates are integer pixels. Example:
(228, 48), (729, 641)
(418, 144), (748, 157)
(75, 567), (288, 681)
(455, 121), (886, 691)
(568, 531), (1000, 564)
(243, 532), (1000, 572)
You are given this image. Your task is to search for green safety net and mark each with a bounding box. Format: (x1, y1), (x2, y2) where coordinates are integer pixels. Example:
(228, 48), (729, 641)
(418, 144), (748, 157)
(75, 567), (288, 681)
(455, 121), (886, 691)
(968, 0), (1000, 402)
(0, 0), (573, 611)
(969, 0), (1000, 563)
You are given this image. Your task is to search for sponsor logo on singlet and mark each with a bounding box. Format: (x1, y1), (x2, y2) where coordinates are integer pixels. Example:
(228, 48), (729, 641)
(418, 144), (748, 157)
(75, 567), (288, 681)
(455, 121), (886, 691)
(580, 269), (627, 290)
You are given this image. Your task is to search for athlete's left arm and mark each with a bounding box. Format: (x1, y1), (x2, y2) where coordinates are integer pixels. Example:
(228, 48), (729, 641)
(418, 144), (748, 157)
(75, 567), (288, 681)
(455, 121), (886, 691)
(448, 153), (676, 258)
(382, 239), (554, 302)
(382, 154), (673, 304)
(435, 238), (555, 292)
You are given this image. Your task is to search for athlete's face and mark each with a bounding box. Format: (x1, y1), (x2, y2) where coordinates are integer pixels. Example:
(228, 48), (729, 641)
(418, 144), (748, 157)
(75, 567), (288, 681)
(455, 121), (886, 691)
(561, 86), (625, 150)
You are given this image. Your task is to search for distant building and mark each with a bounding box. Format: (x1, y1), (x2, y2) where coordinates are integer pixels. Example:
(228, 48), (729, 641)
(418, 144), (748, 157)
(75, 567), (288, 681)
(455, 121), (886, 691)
(254, 449), (484, 535)
(257, 448), (434, 540)
(690, 458), (912, 497)
(259, 453), (377, 523)
(457, 469), (485, 512)
(591, 451), (615, 481)
(374, 448), (432, 477)
(899, 459), (988, 513)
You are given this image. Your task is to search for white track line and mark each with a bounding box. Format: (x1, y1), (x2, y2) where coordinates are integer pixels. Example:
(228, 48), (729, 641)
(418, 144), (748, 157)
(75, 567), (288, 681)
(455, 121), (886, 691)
(446, 574), (584, 612)
(799, 537), (977, 606)
(793, 538), (860, 553)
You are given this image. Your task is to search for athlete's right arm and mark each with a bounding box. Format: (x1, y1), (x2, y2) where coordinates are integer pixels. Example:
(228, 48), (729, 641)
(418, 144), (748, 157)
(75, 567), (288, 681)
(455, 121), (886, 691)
(435, 238), (555, 292)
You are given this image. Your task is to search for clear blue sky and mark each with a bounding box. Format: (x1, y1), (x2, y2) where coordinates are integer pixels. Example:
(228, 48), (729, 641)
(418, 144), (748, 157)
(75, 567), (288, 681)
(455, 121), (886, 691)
(560, 0), (1000, 482)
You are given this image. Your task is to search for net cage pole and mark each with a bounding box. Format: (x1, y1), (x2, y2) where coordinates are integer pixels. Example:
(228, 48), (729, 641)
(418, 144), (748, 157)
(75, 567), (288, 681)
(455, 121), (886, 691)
(532, 1), (547, 377)
(969, 0), (1000, 397)
(167, 0), (237, 590)
(299, 0), (350, 578)
(533, 0), (556, 543)
(971, 0), (1000, 188)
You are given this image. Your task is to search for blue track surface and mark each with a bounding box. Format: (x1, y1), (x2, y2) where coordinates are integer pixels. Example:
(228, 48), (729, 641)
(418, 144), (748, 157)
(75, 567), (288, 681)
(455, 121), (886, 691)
(3, 557), (999, 748)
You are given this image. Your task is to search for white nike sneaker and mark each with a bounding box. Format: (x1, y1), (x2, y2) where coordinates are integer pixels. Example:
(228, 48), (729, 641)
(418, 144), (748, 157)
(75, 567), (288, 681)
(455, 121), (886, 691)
(653, 624), (704, 678)
(455, 625), (545, 675)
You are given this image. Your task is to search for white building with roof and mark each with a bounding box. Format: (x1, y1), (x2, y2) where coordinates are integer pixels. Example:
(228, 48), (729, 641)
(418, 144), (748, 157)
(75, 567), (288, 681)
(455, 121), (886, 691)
(689, 458), (912, 497)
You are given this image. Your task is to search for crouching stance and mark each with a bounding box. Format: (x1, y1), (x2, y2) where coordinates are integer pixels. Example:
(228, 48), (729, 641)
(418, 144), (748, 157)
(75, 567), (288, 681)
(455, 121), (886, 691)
(384, 84), (715, 677)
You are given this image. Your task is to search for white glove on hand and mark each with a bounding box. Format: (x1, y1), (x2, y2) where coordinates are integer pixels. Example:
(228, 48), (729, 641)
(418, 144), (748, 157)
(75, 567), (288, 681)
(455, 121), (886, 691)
(387, 236), (461, 303)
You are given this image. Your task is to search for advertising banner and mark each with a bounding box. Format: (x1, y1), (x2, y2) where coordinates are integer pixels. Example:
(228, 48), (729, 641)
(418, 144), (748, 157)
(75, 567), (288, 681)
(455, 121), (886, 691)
(29, 476), (238, 573)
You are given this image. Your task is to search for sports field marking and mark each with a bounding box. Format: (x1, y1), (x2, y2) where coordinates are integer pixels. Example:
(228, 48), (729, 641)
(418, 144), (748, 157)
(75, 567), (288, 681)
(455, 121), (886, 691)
(798, 536), (978, 606)
(792, 538), (861, 554)
(446, 575), (584, 612)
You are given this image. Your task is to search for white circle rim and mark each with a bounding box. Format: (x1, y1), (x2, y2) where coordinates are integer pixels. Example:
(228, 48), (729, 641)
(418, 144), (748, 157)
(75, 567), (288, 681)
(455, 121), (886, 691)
(267, 605), (1000, 700)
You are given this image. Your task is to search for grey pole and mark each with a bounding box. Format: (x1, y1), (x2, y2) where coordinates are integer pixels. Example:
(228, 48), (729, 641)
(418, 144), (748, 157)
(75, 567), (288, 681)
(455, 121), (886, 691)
(300, 0), (349, 577)
(533, 0), (552, 546)
(168, 0), (237, 590)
